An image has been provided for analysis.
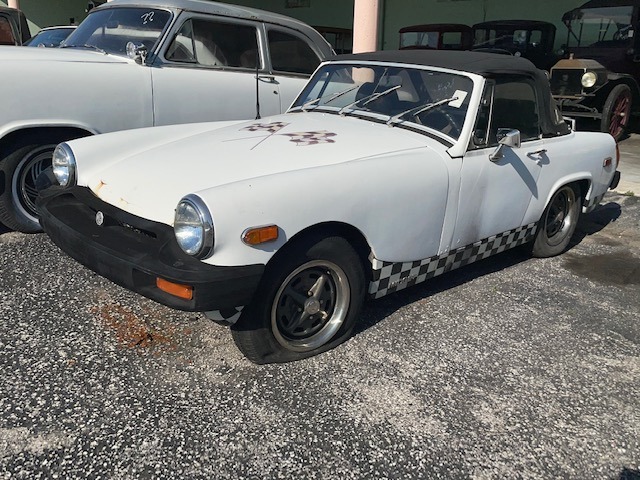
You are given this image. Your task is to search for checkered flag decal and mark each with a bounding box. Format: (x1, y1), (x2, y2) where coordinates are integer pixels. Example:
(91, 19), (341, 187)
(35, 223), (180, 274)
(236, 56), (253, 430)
(242, 122), (289, 134)
(369, 223), (538, 299)
(282, 131), (337, 146)
(206, 306), (244, 325)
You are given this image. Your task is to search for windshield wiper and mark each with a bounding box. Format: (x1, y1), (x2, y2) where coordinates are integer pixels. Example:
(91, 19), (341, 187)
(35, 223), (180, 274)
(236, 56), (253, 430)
(60, 44), (107, 54)
(299, 85), (360, 111)
(338, 85), (402, 115)
(386, 95), (459, 126)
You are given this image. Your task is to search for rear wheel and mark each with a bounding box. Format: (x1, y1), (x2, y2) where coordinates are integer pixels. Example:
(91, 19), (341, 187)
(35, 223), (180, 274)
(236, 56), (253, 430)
(0, 143), (56, 233)
(532, 184), (581, 258)
(601, 84), (632, 142)
(231, 235), (366, 364)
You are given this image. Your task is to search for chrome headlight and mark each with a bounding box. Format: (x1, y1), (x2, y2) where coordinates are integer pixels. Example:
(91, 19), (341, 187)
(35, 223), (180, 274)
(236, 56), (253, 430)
(581, 71), (597, 88)
(174, 194), (214, 259)
(52, 143), (76, 187)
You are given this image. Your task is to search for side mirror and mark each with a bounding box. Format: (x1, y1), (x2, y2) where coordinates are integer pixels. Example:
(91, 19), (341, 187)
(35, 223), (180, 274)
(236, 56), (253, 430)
(489, 128), (521, 162)
(126, 41), (148, 65)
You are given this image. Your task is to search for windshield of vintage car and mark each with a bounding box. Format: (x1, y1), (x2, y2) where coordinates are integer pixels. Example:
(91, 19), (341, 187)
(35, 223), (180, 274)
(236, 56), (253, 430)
(61, 7), (171, 56)
(564, 6), (634, 48)
(291, 64), (473, 140)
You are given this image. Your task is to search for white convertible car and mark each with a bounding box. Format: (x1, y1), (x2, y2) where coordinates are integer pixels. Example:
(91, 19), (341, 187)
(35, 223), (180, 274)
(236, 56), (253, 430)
(38, 51), (620, 363)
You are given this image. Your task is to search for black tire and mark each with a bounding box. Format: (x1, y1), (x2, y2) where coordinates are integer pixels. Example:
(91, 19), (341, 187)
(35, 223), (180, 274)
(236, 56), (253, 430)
(532, 184), (581, 258)
(231, 235), (366, 364)
(0, 143), (57, 233)
(601, 84), (632, 142)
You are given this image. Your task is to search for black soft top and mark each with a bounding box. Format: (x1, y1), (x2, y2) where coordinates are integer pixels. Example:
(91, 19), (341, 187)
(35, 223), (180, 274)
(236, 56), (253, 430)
(330, 50), (570, 137)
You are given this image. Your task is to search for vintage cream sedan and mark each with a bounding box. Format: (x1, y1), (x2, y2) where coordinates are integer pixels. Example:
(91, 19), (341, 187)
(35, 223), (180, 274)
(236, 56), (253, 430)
(38, 51), (620, 363)
(0, 0), (332, 233)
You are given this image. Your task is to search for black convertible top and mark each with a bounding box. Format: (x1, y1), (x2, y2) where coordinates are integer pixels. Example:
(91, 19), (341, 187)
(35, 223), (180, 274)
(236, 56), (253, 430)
(332, 50), (543, 77)
(330, 50), (570, 137)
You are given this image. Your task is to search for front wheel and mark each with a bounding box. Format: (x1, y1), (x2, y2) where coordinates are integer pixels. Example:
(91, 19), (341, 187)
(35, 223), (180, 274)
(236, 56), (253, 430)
(231, 235), (366, 364)
(0, 143), (56, 233)
(601, 84), (632, 142)
(532, 184), (581, 258)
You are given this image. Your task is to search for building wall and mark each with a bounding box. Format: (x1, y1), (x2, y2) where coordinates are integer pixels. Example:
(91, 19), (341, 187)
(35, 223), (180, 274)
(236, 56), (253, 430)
(6, 0), (586, 46)
(1, 0), (90, 31)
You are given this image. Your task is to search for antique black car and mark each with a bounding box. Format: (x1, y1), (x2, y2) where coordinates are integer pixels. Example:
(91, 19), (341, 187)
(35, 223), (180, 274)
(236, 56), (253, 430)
(0, 5), (30, 45)
(399, 23), (473, 50)
(472, 20), (558, 70)
(550, 0), (640, 140)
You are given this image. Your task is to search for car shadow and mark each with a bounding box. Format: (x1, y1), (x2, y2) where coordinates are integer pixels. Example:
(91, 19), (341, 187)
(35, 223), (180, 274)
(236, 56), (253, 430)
(0, 222), (9, 235)
(355, 200), (623, 335)
(569, 200), (622, 249)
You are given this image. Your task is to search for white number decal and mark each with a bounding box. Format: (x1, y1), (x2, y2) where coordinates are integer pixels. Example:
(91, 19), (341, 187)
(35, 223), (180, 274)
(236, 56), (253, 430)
(141, 11), (154, 25)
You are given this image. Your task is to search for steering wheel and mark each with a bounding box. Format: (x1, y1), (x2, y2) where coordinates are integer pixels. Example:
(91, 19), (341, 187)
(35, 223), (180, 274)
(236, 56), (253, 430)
(417, 109), (462, 138)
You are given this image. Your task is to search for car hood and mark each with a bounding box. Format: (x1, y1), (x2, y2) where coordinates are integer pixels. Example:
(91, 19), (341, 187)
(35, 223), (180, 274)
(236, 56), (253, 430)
(69, 113), (434, 224)
(0, 45), (131, 64)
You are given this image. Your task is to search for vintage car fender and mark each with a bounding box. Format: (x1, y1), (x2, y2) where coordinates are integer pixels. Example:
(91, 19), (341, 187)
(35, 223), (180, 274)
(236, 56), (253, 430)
(522, 131), (616, 223)
(0, 48), (154, 136)
(193, 145), (451, 267)
(0, 120), (100, 140)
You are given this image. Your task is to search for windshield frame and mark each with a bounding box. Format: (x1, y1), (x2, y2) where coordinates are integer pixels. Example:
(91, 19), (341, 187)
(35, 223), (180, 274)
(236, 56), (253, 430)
(563, 5), (635, 49)
(289, 60), (480, 144)
(61, 6), (175, 58)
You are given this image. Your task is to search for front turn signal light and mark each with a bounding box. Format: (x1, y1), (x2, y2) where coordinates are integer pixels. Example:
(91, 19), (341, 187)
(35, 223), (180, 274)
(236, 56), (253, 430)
(156, 277), (193, 300)
(242, 225), (279, 245)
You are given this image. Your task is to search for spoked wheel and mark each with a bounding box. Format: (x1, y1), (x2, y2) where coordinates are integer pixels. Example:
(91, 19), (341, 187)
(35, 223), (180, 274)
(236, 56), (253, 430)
(601, 84), (632, 142)
(0, 143), (56, 233)
(532, 184), (581, 258)
(231, 235), (366, 364)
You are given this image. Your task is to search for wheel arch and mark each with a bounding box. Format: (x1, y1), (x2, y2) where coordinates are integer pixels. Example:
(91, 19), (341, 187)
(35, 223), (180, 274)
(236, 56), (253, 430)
(544, 175), (590, 210)
(0, 124), (96, 159)
(267, 221), (373, 282)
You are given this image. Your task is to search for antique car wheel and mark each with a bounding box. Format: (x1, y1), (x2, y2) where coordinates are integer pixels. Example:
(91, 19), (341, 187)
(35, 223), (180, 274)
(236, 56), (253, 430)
(532, 184), (581, 258)
(601, 84), (632, 142)
(231, 235), (366, 364)
(0, 143), (56, 233)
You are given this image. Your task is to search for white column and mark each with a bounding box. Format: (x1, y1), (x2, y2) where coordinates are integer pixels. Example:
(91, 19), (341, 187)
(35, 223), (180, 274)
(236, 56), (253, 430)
(352, 0), (380, 54)
(8, 0), (20, 9)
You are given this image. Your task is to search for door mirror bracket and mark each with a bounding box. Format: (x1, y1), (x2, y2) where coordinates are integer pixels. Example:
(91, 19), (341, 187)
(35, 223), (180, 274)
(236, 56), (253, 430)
(490, 128), (521, 162)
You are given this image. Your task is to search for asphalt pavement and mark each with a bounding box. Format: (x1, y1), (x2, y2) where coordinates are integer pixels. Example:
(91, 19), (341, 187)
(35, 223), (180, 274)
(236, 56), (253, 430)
(0, 134), (639, 478)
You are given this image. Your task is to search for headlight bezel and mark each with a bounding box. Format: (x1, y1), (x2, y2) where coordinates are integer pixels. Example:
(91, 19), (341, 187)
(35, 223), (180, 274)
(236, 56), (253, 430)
(174, 194), (214, 260)
(52, 143), (76, 187)
(581, 71), (597, 89)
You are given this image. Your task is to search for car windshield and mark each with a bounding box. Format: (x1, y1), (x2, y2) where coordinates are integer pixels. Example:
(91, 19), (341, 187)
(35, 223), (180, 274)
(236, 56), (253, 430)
(564, 6), (634, 48)
(24, 27), (74, 47)
(291, 63), (474, 140)
(61, 7), (171, 56)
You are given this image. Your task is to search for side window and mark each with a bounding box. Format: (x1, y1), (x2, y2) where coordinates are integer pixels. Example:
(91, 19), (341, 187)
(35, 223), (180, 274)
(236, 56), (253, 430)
(166, 18), (259, 69)
(268, 29), (321, 75)
(0, 16), (16, 45)
(490, 79), (540, 144)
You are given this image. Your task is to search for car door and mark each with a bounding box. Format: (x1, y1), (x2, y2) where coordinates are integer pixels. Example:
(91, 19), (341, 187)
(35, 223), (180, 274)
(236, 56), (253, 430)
(452, 77), (547, 249)
(151, 14), (281, 126)
(264, 26), (325, 111)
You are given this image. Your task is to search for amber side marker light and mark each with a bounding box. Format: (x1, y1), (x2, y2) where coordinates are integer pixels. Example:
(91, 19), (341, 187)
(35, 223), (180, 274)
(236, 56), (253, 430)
(156, 277), (193, 300)
(242, 225), (279, 245)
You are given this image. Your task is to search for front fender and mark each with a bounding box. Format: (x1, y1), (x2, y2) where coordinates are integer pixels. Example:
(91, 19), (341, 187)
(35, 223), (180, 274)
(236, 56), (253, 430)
(0, 120), (100, 141)
(196, 148), (451, 267)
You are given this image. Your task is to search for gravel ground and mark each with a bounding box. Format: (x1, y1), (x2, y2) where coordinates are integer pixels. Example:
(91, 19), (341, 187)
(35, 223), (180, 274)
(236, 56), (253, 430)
(0, 192), (638, 479)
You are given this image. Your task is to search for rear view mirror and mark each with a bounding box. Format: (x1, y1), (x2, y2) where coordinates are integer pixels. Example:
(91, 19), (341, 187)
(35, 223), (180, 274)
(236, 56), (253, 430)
(490, 128), (521, 161)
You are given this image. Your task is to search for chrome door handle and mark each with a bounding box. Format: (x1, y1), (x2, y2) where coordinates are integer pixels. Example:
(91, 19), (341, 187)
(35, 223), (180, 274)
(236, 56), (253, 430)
(527, 149), (547, 156)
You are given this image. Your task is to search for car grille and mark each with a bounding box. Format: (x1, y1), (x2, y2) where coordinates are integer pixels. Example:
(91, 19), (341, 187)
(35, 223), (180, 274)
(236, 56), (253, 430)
(550, 69), (584, 97)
